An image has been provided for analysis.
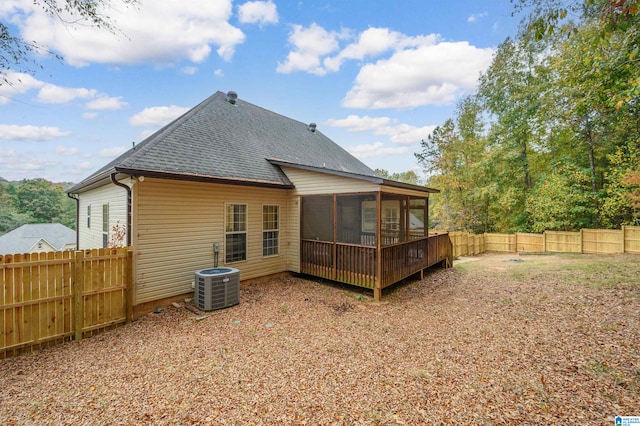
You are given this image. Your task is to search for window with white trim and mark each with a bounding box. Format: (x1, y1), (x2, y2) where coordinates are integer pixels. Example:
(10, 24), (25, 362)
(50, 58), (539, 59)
(102, 204), (109, 248)
(225, 204), (247, 262)
(262, 205), (279, 256)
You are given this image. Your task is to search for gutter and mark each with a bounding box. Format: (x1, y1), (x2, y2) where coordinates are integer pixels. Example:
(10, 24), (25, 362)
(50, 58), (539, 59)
(110, 173), (132, 246)
(67, 193), (80, 249)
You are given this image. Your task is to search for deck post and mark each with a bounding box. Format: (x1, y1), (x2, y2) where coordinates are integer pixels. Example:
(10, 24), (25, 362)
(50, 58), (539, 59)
(374, 192), (382, 301)
(332, 194), (337, 281)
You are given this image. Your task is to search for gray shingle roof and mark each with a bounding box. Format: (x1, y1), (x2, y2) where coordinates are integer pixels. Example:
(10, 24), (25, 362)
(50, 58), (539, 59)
(70, 91), (377, 192)
(0, 223), (76, 254)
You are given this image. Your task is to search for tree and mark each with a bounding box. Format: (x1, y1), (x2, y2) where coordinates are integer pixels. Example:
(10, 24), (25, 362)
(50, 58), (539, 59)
(1, 0), (137, 84)
(15, 178), (65, 223)
(374, 169), (420, 185)
(415, 98), (490, 233)
(0, 181), (34, 234)
(526, 163), (595, 231)
(512, 0), (639, 107)
(477, 37), (550, 231)
(599, 145), (640, 226)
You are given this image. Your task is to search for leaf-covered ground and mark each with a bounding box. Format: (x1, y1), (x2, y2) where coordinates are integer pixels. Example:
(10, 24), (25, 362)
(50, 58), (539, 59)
(1, 253), (639, 424)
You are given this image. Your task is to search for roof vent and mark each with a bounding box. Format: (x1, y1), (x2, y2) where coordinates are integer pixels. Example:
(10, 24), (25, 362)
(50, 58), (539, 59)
(227, 91), (238, 105)
(308, 122), (317, 133)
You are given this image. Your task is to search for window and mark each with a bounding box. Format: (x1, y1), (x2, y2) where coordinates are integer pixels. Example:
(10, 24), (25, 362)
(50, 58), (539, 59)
(225, 204), (247, 262)
(87, 205), (91, 229)
(382, 205), (399, 231)
(102, 204), (109, 248)
(262, 205), (279, 256)
(361, 201), (377, 233)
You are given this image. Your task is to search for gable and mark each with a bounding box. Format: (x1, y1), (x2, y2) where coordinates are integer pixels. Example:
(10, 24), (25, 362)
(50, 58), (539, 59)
(0, 224), (76, 254)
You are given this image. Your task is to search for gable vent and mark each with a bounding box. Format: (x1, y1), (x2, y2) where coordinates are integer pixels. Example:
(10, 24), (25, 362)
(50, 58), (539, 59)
(308, 122), (317, 133)
(227, 91), (238, 105)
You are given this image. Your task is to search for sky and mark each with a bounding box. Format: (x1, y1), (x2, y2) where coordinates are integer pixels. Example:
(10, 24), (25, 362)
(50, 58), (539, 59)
(0, 0), (523, 184)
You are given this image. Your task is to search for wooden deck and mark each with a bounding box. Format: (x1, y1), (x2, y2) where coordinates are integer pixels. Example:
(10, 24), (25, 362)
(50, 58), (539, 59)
(300, 233), (452, 293)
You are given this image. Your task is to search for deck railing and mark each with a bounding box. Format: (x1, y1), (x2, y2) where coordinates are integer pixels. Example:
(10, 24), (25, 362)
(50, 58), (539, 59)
(300, 233), (451, 291)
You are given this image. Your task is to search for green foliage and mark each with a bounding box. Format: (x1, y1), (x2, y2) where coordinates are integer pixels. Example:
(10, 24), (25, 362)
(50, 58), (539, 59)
(599, 144), (640, 226)
(0, 178), (76, 235)
(526, 163), (595, 231)
(416, 97), (493, 233)
(418, 0), (639, 233)
(374, 169), (419, 185)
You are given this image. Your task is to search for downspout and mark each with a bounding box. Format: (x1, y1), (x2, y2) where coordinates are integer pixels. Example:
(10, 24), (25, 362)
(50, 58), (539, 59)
(67, 193), (80, 249)
(110, 173), (132, 246)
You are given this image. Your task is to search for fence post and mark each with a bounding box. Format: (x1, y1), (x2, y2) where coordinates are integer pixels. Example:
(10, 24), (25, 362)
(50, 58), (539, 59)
(579, 229), (584, 254)
(73, 250), (84, 341)
(542, 231), (547, 253)
(125, 249), (134, 323)
(622, 225), (626, 254)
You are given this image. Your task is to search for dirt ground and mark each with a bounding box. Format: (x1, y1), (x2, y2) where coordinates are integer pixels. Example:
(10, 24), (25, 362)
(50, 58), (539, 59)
(1, 253), (639, 425)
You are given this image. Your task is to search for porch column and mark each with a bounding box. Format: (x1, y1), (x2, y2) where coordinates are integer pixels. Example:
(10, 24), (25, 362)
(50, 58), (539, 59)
(374, 191), (382, 300)
(332, 194), (337, 281)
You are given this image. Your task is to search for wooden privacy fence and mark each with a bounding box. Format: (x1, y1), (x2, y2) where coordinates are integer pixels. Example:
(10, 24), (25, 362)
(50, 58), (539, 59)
(1, 247), (133, 358)
(448, 226), (640, 258)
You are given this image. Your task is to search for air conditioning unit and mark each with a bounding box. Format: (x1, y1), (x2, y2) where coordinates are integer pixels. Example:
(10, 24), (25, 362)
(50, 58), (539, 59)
(194, 267), (240, 311)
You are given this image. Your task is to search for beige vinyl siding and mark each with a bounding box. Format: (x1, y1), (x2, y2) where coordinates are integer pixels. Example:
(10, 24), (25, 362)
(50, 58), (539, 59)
(281, 166), (379, 195)
(134, 178), (289, 304)
(78, 182), (129, 249)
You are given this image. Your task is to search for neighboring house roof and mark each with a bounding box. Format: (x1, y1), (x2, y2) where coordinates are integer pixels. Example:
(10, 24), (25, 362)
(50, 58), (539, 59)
(0, 223), (76, 255)
(69, 90), (382, 193)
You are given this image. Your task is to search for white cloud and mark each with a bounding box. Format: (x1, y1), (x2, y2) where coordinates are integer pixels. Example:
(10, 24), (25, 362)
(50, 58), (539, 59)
(83, 112), (99, 119)
(214, 69), (224, 77)
(182, 66), (198, 75)
(37, 84), (96, 104)
(137, 129), (157, 140)
(277, 23), (345, 75)
(275, 23), (493, 109)
(324, 28), (438, 73)
(77, 161), (94, 170)
(56, 146), (79, 155)
(326, 115), (392, 132)
(468, 12), (488, 23)
(384, 123), (437, 145)
(0, 72), (44, 104)
(347, 141), (409, 159)
(238, 1), (278, 25)
(0, 124), (71, 141)
(343, 42), (494, 109)
(129, 105), (190, 127)
(0, 148), (17, 163)
(9, 0), (245, 66)
(85, 96), (128, 111)
(326, 115), (436, 146)
(98, 146), (128, 158)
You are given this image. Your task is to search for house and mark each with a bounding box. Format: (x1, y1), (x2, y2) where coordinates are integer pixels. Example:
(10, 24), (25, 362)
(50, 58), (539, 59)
(0, 223), (76, 255)
(68, 91), (451, 315)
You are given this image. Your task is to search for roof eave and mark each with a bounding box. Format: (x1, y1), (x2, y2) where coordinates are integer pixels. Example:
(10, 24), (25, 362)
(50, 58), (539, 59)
(115, 168), (294, 189)
(268, 159), (440, 194)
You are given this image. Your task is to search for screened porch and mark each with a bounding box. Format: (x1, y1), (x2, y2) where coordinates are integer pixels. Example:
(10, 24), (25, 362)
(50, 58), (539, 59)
(300, 192), (452, 299)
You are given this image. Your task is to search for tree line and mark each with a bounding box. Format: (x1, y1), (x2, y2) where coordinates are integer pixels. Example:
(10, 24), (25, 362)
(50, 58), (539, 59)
(416, 0), (639, 233)
(0, 178), (76, 235)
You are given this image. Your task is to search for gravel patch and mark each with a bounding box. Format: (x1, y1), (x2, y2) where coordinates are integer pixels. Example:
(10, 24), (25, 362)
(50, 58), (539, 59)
(1, 253), (639, 424)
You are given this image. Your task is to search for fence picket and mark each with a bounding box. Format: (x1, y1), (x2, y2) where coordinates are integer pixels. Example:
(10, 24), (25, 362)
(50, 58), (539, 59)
(449, 227), (639, 258)
(1, 248), (132, 359)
